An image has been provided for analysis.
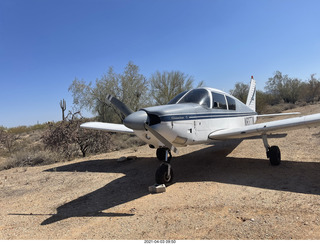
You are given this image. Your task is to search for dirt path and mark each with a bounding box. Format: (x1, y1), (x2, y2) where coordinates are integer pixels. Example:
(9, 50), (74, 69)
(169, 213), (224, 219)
(1, 106), (320, 239)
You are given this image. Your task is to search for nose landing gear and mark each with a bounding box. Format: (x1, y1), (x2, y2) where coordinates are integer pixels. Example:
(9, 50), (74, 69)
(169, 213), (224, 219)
(155, 148), (174, 185)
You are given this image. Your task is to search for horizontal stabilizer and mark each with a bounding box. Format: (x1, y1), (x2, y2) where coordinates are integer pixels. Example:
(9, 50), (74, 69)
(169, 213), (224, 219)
(81, 122), (134, 134)
(257, 112), (300, 118)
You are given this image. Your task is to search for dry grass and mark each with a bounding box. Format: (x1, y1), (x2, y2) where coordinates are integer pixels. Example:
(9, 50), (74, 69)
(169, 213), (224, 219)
(1, 150), (59, 171)
(0, 127), (145, 171)
(1, 102), (319, 172)
(1, 103), (320, 239)
(109, 133), (146, 151)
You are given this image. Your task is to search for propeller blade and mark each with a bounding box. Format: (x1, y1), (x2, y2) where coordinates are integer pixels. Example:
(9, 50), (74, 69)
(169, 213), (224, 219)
(144, 123), (178, 154)
(107, 94), (133, 117)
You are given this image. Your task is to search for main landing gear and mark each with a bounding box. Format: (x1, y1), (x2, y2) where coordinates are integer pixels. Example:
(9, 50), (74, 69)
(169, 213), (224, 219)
(155, 148), (173, 185)
(262, 134), (281, 166)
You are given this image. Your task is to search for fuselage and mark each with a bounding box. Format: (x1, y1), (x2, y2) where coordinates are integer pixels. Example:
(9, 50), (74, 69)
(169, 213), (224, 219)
(126, 87), (257, 149)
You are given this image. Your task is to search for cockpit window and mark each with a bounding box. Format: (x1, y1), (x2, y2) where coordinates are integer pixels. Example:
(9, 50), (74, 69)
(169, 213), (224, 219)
(211, 92), (227, 109)
(226, 96), (236, 110)
(168, 91), (188, 104)
(177, 88), (211, 107)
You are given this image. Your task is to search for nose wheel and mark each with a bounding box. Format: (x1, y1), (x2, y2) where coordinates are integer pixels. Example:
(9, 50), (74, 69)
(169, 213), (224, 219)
(155, 163), (173, 184)
(155, 148), (174, 185)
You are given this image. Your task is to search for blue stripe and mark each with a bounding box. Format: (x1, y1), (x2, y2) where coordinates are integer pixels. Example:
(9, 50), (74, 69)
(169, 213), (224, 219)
(160, 112), (257, 122)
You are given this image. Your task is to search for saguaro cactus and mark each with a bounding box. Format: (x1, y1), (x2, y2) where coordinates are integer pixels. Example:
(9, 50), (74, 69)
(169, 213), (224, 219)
(60, 99), (66, 121)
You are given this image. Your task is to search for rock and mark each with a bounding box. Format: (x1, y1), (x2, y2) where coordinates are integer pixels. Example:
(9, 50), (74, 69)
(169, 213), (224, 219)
(117, 157), (127, 162)
(148, 184), (166, 194)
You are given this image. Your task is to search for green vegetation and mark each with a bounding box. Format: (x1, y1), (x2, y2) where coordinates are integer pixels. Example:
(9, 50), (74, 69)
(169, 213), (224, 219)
(230, 71), (320, 113)
(149, 71), (202, 105)
(1, 62), (320, 171)
(0, 115), (145, 171)
(68, 61), (202, 123)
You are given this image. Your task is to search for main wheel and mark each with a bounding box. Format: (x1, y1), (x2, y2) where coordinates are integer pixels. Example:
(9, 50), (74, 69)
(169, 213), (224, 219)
(155, 163), (173, 184)
(269, 146), (281, 166)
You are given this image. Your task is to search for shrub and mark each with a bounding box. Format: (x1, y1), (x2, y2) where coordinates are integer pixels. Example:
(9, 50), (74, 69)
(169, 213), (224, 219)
(42, 112), (112, 159)
(1, 150), (59, 171)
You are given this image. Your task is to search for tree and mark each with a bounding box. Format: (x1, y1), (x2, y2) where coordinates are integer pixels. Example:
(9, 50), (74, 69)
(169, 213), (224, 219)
(265, 71), (302, 104)
(69, 62), (148, 123)
(229, 82), (249, 103)
(229, 82), (269, 113)
(120, 61), (149, 111)
(300, 74), (320, 103)
(0, 129), (19, 154)
(256, 90), (271, 114)
(149, 71), (200, 105)
(93, 67), (123, 122)
(265, 71), (283, 101)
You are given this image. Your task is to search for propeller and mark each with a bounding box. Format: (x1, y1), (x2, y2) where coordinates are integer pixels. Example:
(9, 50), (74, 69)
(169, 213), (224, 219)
(106, 94), (178, 153)
(106, 94), (133, 117)
(145, 123), (178, 153)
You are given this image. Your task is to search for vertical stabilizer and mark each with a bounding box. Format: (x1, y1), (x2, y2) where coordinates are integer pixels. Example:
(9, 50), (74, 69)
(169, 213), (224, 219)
(246, 76), (256, 112)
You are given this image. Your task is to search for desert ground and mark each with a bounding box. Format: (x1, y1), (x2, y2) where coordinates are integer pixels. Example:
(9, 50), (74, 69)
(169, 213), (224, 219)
(1, 104), (320, 240)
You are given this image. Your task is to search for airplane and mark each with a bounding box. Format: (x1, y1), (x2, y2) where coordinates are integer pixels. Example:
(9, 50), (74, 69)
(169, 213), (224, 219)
(81, 76), (320, 185)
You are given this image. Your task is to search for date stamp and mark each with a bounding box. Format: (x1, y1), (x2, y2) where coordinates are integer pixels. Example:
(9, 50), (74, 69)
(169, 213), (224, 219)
(144, 240), (176, 244)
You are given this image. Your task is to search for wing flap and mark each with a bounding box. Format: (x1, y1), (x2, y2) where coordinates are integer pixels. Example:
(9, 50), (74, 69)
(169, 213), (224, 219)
(80, 122), (134, 134)
(209, 113), (320, 140)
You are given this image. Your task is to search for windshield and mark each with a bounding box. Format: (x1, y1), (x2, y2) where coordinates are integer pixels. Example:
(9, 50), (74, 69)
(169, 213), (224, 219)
(176, 88), (211, 107)
(168, 91), (188, 104)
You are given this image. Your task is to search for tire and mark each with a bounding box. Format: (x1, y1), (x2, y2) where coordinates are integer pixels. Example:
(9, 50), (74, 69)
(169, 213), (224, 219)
(269, 146), (281, 166)
(155, 164), (173, 184)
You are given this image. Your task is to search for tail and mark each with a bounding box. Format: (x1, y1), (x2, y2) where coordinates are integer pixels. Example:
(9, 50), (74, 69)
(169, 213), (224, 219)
(246, 76), (256, 112)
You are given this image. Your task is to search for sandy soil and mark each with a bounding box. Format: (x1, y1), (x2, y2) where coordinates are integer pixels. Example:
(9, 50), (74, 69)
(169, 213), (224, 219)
(1, 104), (320, 240)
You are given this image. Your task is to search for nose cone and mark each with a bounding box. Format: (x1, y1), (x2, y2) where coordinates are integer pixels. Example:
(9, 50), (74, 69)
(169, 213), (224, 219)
(123, 110), (148, 130)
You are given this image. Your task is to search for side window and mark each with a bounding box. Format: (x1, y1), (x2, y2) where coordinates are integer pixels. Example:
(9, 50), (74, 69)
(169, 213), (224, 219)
(211, 92), (227, 109)
(226, 96), (236, 110)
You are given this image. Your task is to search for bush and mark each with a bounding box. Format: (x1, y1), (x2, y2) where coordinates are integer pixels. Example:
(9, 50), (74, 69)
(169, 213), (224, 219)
(1, 150), (59, 171)
(263, 103), (297, 114)
(110, 134), (146, 151)
(42, 113), (113, 159)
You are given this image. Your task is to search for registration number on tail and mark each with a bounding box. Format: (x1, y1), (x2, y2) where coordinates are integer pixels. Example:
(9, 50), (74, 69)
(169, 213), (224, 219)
(245, 117), (254, 126)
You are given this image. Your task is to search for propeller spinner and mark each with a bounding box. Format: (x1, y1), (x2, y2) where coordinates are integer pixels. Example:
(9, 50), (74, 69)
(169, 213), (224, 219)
(107, 94), (178, 153)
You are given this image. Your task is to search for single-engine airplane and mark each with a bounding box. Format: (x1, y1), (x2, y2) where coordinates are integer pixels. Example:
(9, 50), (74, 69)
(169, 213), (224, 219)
(81, 77), (320, 185)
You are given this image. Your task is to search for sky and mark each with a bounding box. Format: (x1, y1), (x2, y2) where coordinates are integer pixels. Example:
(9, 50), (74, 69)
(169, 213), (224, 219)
(1, 0), (320, 127)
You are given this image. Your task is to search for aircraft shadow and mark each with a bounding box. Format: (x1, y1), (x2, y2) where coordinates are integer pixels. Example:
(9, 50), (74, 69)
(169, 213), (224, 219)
(40, 139), (320, 225)
(40, 155), (158, 225)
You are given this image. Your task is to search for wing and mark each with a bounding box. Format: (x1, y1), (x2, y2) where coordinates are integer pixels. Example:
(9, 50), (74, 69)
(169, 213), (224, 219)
(80, 122), (134, 134)
(209, 113), (320, 140)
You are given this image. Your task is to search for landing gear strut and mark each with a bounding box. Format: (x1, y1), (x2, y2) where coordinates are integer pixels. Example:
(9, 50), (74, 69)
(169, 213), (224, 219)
(262, 134), (281, 166)
(155, 148), (173, 185)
